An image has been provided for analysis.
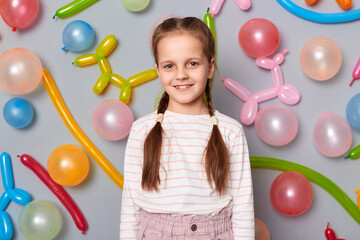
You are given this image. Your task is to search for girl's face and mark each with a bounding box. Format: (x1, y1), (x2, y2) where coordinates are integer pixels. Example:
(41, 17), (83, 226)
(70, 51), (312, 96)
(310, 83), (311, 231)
(156, 33), (215, 115)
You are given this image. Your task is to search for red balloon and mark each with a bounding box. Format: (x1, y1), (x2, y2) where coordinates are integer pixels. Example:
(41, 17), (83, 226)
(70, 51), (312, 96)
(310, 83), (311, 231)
(238, 18), (280, 58)
(0, 0), (39, 31)
(270, 171), (313, 216)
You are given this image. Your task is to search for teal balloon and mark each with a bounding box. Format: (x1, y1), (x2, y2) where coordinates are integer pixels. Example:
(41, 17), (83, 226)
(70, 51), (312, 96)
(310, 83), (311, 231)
(19, 200), (62, 240)
(120, 0), (150, 12)
(346, 93), (360, 130)
(62, 20), (94, 52)
(3, 98), (34, 128)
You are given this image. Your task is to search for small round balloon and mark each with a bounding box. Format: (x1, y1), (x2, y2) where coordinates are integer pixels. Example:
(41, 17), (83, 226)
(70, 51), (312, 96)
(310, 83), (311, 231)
(300, 37), (342, 81)
(121, 0), (150, 12)
(0, 48), (43, 95)
(270, 171), (313, 216)
(255, 218), (270, 240)
(346, 93), (360, 130)
(18, 200), (62, 240)
(92, 100), (134, 141)
(0, 0), (39, 31)
(3, 98), (34, 128)
(48, 145), (89, 187)
(313, 111), (352, 157)
(148, 14), (179, 47)
(62, 20), (95, 52)
(238, 18), (280, 58)
(255, 105), (298, 146)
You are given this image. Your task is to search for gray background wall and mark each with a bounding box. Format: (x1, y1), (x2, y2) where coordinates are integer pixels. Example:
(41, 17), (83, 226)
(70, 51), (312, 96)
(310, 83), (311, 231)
(1, 0), (360, 239)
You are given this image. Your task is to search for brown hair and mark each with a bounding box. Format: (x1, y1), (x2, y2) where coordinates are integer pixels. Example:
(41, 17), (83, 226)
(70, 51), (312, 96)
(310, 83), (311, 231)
(142, 17), (229, 194)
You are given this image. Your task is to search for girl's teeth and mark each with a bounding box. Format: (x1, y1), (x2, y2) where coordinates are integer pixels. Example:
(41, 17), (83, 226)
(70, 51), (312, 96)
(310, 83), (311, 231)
(176, 85), (191, 89)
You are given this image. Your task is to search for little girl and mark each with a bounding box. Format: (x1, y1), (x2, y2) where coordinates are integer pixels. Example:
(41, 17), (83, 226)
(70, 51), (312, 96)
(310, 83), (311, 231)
(120, 17), (254, 240)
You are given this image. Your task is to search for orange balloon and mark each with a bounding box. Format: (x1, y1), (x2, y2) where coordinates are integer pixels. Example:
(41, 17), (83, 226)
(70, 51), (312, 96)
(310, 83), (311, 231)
(48, 145), (89, 187)
(255, 218), (270, 240)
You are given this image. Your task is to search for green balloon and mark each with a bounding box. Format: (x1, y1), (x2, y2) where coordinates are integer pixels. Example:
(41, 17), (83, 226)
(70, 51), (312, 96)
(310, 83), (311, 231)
(19, 200), (62, 240)
(154, 89), (165, 111)
(120, 0), (150, 12)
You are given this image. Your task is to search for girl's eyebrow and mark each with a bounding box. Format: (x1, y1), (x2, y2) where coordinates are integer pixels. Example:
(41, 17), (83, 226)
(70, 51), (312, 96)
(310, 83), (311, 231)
(159, 57), (202, 65)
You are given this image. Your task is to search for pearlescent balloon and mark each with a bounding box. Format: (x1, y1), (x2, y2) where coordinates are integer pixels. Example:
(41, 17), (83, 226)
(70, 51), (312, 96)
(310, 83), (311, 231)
(313, 111), (352, 157)
(3, 98), (34, 128)
(18, 200), (62, 240)
(238, 18), (280, 58)
(0, 48), (42, 95)
(62, 20), (95, 52)
(255, 105), (298, 146)
(270, 171), (313, 216)
(255, 218), (270, 240)
(92, 100), (134, 141)
(48, 145), (89, 187)
(300, 37), (342, 81)
(346, 93), (360, 130)
(120, 0), (150, 12)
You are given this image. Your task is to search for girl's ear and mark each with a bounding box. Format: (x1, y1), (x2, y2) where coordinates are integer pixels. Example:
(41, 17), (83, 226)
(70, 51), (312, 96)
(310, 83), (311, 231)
(208, 57), (215, 79)
(155, 63), (160, 80)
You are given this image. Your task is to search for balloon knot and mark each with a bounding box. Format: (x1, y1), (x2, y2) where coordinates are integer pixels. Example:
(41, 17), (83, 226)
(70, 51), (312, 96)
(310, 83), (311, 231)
(17, 155), (20, 158)
(12, 28), (16, 32)
(356, 189), (359, 194)
(53, 14), (56, 19)
(221, 78), (225, 82)
(72, 62), (75, 65)
(62, 47), (67, 52)
(322, 110), (327, 115)
(349, 78), (355, 86)
(283, 49), (288, 55)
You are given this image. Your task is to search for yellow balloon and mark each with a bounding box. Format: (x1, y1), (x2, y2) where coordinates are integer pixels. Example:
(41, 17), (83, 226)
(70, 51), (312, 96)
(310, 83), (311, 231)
(73, 53), (97, 67)
(48, 145), (89, 186)
(95, 35), (117, 58)
(128, 69), (157, 86)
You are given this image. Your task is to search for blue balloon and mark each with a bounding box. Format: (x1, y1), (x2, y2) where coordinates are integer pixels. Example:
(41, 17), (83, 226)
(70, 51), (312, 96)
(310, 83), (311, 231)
(3, 98), (34, 129)
(0, 153), (13, 190)
(346, 93), (360, 130)
(0, 211), (12, 240)
(62, 20), (95, 52)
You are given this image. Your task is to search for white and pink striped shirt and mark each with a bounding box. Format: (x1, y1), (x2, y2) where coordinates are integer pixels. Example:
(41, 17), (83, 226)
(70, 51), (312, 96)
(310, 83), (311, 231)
(120, 110), (254, 239)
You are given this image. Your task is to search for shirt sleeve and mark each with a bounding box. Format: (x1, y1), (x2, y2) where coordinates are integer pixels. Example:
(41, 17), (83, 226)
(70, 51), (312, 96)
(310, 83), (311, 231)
(120, 127), (144, 240)
(228, 127), (255, 239)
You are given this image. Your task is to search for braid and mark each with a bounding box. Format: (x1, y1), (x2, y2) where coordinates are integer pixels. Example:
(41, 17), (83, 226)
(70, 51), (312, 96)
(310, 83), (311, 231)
(205, 80), (215, 116)
(157, 91), (169, 114)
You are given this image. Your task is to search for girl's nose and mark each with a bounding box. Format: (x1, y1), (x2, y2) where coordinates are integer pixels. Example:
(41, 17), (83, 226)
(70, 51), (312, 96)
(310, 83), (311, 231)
(176, 68), (189, 80)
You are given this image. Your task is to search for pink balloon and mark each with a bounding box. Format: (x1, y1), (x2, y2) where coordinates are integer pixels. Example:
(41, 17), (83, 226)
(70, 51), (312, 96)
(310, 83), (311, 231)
(238, 18), (280, 58)
(255, 218), (270, 240)
(255, 105), (298, 146)
(148, 14), (180, 48)
(0, 0), (39, 31)
(270, 171), (313, 216)
(313, 111), (352, 157)
(92, 100), (134, 141)
(0, 48), (43, 95)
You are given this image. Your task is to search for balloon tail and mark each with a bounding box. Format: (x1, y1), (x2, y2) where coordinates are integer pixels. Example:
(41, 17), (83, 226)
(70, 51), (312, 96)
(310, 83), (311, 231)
(53, 14), (56, 19)
(221, 77), (225, 82)
(62, 47), (67, 52)
(344, 155), (350, 159)
(350, 78), (356, 86)
(12, 28), (16, 32)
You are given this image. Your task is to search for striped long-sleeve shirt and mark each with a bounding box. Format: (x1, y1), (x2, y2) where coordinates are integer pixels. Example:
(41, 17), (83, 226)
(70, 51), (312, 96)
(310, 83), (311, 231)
(120, 110), (254, 239)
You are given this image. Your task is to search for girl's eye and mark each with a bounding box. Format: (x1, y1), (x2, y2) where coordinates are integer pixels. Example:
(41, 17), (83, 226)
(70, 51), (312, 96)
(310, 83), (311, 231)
(188, 62), (198, 67)
(164, 64), (173, 69)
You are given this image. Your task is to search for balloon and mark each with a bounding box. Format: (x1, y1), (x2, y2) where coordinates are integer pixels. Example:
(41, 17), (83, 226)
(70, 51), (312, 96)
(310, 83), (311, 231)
(54, 0), (98, 19)
(0, 48), (42, 95)
(350, 57), (360, 86)
(346, 93), (360, 130)
(238, 18), (279, 58)
(62, 20), (95, 52)
(3, 98), (34, 128)
(148, 14), (179, 48)
(255, 105), (298, 146)
(209, 0), (225, 16)
(305, 0), (318, 5)
(19, 154), (87, 233)
(276, 0), (360, 23)
(0, 0), (39, 31)
(270, 171), (313, 216)
(325, 222), (344, 240)
(234, 0), (251, 10)
(313, 111), (352, 157)
(92, 100), (134, 141)
(345, 144), (360, 159)
(300, 37), (342, 81)
(356, 189), (360, 211)
(154, 89), (165, 110)
(255, 218), (270, 240)
(204, 8), (216, 43)
(41, 68), (123, 189)
(336, 0), (352, 10)
(48, 145), (89, 186)
(250, 156), (360, 225)
(0, 211), (12, 240)
(18, 200), (62, 240)
(120, 0), (150, 12)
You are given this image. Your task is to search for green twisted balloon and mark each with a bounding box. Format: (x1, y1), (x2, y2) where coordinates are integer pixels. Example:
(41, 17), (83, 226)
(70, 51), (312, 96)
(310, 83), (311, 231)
(250, 156), (360, 225)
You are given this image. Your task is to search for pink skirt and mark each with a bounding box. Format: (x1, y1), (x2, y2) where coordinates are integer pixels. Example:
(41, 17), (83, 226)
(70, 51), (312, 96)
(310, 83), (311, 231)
(137, 210), (234, 240)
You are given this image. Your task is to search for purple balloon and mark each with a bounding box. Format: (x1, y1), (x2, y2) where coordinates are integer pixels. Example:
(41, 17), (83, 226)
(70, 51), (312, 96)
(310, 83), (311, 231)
(92, 100), (134, 141)
(313, 111), (352, 157)
(255, 105), (298, 146)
